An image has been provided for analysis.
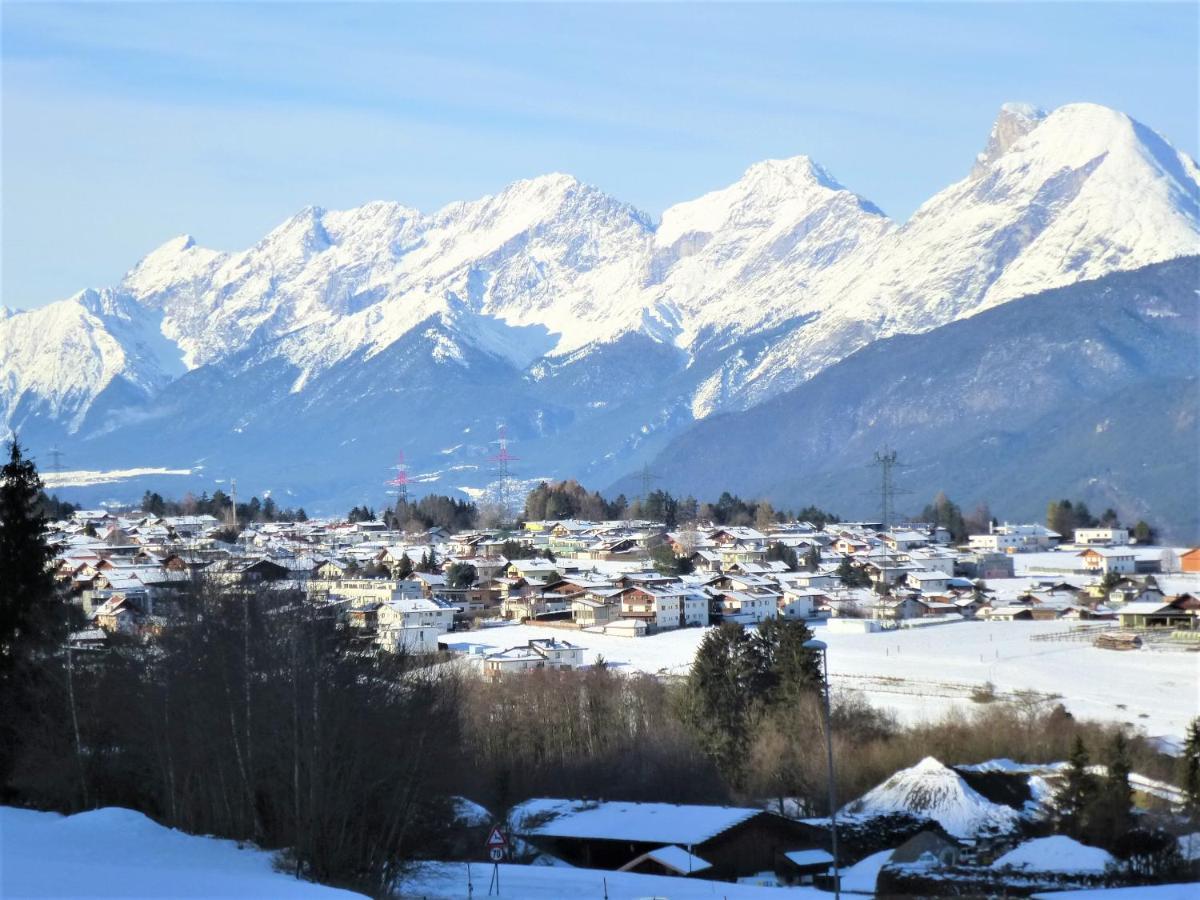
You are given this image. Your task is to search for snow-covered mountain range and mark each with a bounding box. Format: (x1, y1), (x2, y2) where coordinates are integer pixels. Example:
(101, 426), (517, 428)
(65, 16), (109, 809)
(4, 102), (1198, 510)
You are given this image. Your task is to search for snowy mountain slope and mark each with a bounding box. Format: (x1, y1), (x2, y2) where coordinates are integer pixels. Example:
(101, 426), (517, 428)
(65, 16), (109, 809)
(629, 257), (1200, 538)
(5, 101), (1198, 508)
(718, 102), (1200, 407)
(842, 757), (1022, 838)
(127, 174), (655, 376)
(0, 289), (185, 436)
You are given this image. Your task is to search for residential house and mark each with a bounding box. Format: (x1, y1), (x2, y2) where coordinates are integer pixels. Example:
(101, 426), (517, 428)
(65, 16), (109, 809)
(482, 638), (585, 678)
(1078, 547), (1136, 576)
(1074, 527), (1130, 546)
(620, 586), (708, 631)
(906, 570), (951, 594)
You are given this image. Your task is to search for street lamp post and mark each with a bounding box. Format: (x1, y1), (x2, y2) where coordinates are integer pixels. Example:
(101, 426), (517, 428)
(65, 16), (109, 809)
(804, 638), (840, 900)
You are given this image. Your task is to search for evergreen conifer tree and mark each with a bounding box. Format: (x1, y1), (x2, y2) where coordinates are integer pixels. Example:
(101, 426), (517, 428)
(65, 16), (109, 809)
(684, 623), (758, 786)
(1056, 735), (1097, 838)
(0, 440), (68, 788)
(1180, 717), (1200, 826)
(1086, 731), (1134, 848)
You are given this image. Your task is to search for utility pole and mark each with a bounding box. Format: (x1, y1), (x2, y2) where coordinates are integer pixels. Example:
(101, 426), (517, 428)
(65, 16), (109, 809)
(48, 446), (65, 474)
(230, 478), (238, 530)
(804, 639), (840, 900)
(638, 464), (660, 507)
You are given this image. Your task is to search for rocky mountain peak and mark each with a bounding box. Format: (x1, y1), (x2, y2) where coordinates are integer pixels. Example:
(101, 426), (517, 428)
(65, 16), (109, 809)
(972, 102), (1048, 176)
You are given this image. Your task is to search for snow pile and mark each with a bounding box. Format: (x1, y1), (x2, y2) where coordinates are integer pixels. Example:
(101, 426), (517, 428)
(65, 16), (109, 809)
(839, 848), (894, 893)
(452, 796), (492, 827)
(0, 806), (362, 898)
(842, 756), (1022, 838)
(993, 835), (1114, 874)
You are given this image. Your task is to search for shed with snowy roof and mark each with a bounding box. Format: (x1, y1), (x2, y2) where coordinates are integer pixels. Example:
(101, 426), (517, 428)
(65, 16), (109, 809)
(510, 798), (820, 880)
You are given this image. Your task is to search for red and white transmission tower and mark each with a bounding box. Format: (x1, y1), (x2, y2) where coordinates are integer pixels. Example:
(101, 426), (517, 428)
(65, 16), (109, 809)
(386, 451), (410, 504)
(488, 424), (520, 517)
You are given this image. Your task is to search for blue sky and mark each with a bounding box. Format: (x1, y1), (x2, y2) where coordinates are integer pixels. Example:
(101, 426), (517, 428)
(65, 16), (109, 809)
(3, 2), (1197, 309)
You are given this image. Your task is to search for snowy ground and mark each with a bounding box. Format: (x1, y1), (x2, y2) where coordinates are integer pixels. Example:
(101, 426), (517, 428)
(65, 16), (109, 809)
(41, 467), (192, 489)
(1030, 886), (1200, 900)
(446, 619), (1198, 741)
(399, 861), (818, 899)
(0, 806), (362, 898)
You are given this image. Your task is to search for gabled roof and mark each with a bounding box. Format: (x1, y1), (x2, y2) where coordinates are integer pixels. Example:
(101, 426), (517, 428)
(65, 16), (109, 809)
(620, 845), (712, 874)
(511, 798), (764, 845)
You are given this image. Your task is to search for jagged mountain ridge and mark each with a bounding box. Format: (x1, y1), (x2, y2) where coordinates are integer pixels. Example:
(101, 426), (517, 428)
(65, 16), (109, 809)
(3, 102), (1198, 510)
(626, 256), (1200, 539)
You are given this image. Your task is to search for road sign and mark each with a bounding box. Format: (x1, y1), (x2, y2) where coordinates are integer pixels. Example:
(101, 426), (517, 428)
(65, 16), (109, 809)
(489, 847), (505, 862)
(485, 826), (508, 849)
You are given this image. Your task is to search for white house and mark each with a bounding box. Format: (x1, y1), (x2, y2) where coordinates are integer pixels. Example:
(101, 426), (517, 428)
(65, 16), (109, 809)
(1074, 527), (1130, 546)
(620, 586), (708, 630)
(482, 638), (586, 678)
(906, 570), (952, 594)
(779, 589), (827, 619)
(969, 523), (1061, 553)
(376, 597), (457, 633)
(711, 590), (776, 624)
(375, 622), (442, 654)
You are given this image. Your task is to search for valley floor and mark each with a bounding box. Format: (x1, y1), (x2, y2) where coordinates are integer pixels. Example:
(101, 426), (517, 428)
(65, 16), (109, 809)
(446, 619), (1198, 740)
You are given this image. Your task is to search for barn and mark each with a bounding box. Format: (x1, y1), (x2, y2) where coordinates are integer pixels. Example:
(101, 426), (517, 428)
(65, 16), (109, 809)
(510, 798), (820, 880)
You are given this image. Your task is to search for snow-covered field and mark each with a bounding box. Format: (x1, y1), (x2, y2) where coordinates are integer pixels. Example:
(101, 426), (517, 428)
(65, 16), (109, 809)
(447, 619), (1198, 740)
(0, 806), (362, 898)
(399, 861), (815, 899)
(41, 467), (192, 489)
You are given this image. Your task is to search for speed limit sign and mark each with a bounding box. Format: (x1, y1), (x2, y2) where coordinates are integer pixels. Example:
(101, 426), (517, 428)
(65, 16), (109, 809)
(489, 847), (504, 862)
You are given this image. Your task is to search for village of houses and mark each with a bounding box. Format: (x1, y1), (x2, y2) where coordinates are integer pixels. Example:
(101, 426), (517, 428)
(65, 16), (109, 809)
(57, 510), (1200, 638)
(43, 506), (1200, 894)
(55, 509), (1198, 722)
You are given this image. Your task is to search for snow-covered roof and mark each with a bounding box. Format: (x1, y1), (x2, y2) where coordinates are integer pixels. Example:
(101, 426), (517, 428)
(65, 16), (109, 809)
(628, 844), (712, 874)
(1118, 601), (1172, 615)
(511, 798), (763, 845)
(784, 849), (833, 868)
(993, 835), (1113, 873)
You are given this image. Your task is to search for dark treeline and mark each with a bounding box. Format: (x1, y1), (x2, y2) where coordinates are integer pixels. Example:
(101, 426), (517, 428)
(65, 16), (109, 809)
(3, 443), (459, 896)
(138, 490), (307, 524)
(382, 495), (478, 532)
(523, 480), (838, 529)
(524, 480), (625, 521)
(8, 581), (461, 896)
(920, 492), (991, 544)
(1047, 498), (1156, 543)
(37, 491), (80, 521)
